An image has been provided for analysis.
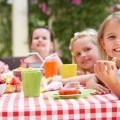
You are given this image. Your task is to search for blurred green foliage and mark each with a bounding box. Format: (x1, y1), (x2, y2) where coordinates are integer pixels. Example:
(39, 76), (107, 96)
(0, 1), (12, 57)
(0, 0), (120, 62)
(29, 0), (119, 63)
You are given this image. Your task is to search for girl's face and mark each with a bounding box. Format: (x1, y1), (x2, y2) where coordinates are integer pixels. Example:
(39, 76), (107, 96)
(102, 20), (120, 59)
(72, 37), (99, 72)
(30, 28), (54, 58)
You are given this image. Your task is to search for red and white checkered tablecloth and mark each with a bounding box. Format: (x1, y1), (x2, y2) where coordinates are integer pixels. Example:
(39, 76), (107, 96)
(0, 91), (120, 120)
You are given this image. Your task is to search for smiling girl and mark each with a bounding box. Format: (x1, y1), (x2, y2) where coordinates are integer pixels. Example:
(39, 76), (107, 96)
(94, 12), (120, 98)
(20, 26), (62, 68)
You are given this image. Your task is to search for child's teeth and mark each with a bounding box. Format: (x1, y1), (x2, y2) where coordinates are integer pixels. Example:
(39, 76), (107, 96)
(115, 48), (120, 51)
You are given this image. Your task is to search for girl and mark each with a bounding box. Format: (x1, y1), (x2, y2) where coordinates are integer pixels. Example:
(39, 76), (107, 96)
(20, 26), (62, 69)
(94, 12), (120, 98)
(49, 28), (109, 94)
(70, 28), (99, 75)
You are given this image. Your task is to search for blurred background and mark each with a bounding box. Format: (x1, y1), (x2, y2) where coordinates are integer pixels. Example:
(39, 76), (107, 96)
(0, 0), (120, 63)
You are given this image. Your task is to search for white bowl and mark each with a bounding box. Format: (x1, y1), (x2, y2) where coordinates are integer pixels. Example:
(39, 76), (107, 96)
(0, 84), (6, 95)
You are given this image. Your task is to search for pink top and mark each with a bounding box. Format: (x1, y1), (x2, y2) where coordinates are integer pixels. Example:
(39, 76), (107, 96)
(20, 59), (42, 68)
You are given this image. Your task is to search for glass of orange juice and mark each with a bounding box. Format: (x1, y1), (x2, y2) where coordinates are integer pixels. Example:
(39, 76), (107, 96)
(44, 61), (58, 78)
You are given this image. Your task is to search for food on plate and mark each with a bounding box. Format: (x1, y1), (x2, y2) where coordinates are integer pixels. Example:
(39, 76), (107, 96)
(5, 84), (16, 93)
(58, 89), (80, 95)
(5, 76), (22, 93)
(10, 76), (21, 85)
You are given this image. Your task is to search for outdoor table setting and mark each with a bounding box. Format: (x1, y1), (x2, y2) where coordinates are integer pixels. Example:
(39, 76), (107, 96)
(0, 86), (120, 120)
(0, 55), (120, 120)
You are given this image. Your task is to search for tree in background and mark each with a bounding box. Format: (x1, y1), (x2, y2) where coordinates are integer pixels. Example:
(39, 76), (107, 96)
(0, 0), (120, 63)
(0, 1), (12, 57)
(29, 0), (120, 63)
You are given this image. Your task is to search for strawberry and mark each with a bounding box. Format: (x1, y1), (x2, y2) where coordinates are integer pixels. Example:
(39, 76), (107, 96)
(10, 77), (21, 85)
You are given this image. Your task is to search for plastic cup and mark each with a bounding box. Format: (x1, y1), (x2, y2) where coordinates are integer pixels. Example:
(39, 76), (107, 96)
(21, 70), (41, 97)
(44, 61), (58, 78)
(60, 64), (77, 78)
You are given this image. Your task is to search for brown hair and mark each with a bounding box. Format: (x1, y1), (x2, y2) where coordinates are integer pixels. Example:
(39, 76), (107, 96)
(29, 26), (55, 52)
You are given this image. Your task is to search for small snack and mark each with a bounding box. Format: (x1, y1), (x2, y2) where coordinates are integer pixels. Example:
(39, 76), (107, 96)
(100, 60), (115, 66)
(5, 76), (22, 93)
(58, 89), (79, 95)
(99, 60), (115, 71)
(5, 84), (16, 93)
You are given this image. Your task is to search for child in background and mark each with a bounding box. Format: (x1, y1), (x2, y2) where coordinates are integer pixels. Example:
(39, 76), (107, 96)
(49, 28), (109, 94)
(20, 26), (62, 69)
(94, 12), (120, 98)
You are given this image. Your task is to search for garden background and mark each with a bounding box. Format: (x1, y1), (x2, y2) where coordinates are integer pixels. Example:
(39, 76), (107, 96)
(0, 0), (120, 63)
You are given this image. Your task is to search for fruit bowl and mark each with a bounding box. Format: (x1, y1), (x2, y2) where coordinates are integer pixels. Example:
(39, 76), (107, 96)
(0, 83), (6, 95)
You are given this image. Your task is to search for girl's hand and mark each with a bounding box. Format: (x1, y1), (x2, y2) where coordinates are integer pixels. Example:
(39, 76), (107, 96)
(94, 60), (117, 89)
(86, 82), (110, 94)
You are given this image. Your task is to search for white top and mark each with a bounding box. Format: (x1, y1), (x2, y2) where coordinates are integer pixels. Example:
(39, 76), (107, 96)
(117, 69), (120, 79)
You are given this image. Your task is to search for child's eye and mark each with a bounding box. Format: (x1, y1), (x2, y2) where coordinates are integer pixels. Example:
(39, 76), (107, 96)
(108, 36), (116, 40)
(34, 37), (39, 40)
(43, 37), (47, 40)
(84, 48), (91, 52)
(76, 53), (81, 57)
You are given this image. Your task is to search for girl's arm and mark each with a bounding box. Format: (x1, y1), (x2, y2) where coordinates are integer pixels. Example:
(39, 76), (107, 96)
(49, 74), (109, 94)
(56, 74), (95, 85)
(94, 61), (120, 98)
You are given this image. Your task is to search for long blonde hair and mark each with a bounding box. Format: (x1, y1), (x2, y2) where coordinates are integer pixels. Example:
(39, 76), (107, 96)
(97, 12), (120, 60)
(69, 28), (98, 74)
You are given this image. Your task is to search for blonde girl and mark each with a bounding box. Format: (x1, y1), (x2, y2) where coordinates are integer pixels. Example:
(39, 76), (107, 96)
(49, 28), (110, 94)
(94, 12), (120, 98)
(69, 28), (100, 75)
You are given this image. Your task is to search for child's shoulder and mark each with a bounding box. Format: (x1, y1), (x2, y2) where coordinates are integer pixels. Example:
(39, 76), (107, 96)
(24, 56), (38, 63)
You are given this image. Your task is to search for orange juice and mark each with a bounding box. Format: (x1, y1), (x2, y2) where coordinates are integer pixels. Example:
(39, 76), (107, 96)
(44, 61), (58, 78)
